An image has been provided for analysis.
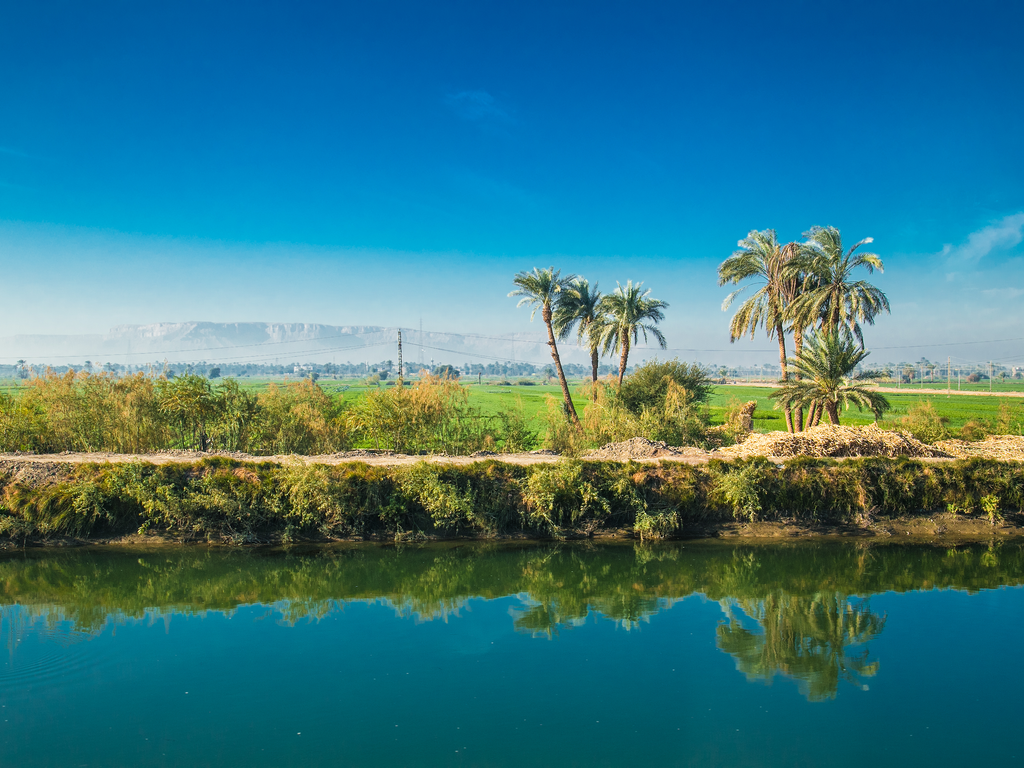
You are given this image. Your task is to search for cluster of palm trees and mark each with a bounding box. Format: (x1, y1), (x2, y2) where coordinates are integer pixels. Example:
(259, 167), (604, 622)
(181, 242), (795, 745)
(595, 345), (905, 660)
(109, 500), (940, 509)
(509, 268), (667, 425)
(719, 226), (891, 430)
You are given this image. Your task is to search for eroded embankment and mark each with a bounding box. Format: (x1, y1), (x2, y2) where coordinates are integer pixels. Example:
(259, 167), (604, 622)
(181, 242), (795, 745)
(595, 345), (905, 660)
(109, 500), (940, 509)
(1, 453), (1023, 546)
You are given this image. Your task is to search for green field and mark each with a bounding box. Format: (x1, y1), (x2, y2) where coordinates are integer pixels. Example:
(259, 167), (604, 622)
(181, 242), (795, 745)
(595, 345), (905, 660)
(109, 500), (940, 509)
(709, 385), (1024, 432)
(4, 376), (1022, 439)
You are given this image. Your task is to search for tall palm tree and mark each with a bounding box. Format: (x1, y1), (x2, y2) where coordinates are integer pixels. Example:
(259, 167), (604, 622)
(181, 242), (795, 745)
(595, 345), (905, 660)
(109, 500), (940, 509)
(780, 240), (816, 431)
(553, 277), (605, 391)
(509, 267), (580, 425)
(770, 328), (890, 426)
(789, 226), (889, 348)
(597, 281), (668, 387)
(719, 229), (807, 432)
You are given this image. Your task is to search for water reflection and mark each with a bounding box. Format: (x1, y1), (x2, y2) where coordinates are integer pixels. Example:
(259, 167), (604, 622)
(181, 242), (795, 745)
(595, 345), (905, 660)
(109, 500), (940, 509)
(717, 593), (885, 701)
(2, 541), (1021, 700)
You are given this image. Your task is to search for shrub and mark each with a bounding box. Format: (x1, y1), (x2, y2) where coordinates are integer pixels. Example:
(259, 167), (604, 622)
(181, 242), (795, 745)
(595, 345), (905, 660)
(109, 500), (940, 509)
(397, 463), (476, 533)
(255, 379), (349, 454)
(959, 420), (990, 441)
(617, 359), (712, 415)
(522, 461), (612, 534)
(350, 374), (493, 455)
(634, 509), (680, 540)
(711, 458), (775, 521)
(896, 401), (949, 444)
(496, 404), (538, 453)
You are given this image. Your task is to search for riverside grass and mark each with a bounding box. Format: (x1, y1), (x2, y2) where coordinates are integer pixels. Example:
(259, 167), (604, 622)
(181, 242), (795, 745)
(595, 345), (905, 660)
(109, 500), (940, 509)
(2, 456), (1022, 544)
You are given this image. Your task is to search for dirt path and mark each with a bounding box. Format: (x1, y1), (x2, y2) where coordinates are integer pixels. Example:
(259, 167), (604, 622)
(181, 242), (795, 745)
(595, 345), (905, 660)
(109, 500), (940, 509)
(0, 450), (715, 469)
(730, 381), (1024, 398)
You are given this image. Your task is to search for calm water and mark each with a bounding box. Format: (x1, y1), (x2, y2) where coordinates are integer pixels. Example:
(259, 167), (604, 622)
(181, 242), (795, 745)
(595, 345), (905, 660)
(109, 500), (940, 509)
(2, 541), (1023, 767)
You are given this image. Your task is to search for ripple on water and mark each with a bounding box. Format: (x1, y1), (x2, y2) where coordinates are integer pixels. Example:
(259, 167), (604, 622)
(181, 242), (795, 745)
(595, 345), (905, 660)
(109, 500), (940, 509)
(1, 608), (123, 689)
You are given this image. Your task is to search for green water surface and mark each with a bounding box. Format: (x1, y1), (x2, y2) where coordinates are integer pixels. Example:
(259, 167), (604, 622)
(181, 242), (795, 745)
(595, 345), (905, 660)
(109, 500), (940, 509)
(2, 541), (1022, 766)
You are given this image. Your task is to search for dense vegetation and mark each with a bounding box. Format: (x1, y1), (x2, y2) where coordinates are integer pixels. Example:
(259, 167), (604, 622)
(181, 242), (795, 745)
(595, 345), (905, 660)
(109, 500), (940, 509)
(0, 359), (723, 456)
(2, 455), (1021, 544)
(0, 371), (539, 455)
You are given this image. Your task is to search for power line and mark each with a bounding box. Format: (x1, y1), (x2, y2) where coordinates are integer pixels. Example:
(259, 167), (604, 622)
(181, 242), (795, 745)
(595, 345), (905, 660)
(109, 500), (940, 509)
(3, 322), (1023, 366)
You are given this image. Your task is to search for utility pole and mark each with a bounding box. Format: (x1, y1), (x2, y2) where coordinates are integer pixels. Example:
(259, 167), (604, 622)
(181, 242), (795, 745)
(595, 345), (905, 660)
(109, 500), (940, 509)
(397, 329), (403, 385)
(990, 361), (993, 392)
(947, 356), (951, 398)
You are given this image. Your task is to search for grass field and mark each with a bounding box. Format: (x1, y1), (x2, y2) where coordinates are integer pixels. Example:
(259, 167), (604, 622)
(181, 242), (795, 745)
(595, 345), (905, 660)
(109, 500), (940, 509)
(3, 376), (1022, 439)
(708, 384), (1024, 432)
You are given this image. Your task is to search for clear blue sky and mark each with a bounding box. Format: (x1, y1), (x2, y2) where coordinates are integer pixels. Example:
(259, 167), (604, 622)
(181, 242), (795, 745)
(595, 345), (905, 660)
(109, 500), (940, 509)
(1, 1), (1022, 366)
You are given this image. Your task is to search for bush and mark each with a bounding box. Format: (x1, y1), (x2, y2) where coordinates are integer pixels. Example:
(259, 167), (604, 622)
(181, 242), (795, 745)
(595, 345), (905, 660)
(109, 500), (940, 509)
(958, 420), (990, 441)
(255, 379), (349, 454)
(495, 404), (538, 453)
(711, 458), (774, 521)
(544, 378), (713, 456)
(896, 401), (949, 444)
(521, 461), (611, 533)
(349, 374), (494, 455)
(634, 509), (680, 540)
(617, 359), (713, 415)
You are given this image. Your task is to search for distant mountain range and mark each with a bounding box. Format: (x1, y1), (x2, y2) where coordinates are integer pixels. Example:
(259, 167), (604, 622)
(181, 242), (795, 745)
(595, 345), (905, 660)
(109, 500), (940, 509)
(0, 322), (597, 367)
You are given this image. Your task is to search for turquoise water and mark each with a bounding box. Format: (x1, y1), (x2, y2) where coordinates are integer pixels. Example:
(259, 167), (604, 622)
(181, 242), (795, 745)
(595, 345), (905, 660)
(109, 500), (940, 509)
(1, 542), (1022, 766)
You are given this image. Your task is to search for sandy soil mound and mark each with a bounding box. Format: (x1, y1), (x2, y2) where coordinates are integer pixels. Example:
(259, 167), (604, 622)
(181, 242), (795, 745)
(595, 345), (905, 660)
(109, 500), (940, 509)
(714, 424), (951, 459)
(934, 435), (1024, 461)
(0, 459), (75, 486)
(584, 437), (708, 460)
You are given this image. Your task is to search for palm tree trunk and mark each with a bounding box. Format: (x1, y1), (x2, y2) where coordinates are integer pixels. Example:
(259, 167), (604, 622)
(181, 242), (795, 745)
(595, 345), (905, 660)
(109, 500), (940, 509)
(543, 305), (580, 425)
(824, 399), (840, 425)
(590, 347), (600, 401)
(807, 401), (822, 428)
(617, 334), (630, 387)
(793, 328), (804, 431)
(776, 322), (794, 433)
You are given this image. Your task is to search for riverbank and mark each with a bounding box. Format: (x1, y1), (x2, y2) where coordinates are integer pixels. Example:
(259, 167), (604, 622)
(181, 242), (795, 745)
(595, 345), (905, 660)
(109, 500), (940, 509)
(1, 453), (1022, 546)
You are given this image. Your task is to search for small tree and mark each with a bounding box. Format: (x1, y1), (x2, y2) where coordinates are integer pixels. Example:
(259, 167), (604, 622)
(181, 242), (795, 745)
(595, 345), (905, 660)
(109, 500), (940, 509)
(770, 329), (890, 426)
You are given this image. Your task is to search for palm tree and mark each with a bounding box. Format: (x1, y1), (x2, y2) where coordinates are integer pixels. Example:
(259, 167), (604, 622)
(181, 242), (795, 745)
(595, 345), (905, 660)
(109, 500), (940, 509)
(597, 281), (668, 387)
(509, 267), (580, 425)
(770, 328), (890, 426)
(719, 230), (807, 432)
(553, 277), (605, 391)
(789, 226), (889, 348)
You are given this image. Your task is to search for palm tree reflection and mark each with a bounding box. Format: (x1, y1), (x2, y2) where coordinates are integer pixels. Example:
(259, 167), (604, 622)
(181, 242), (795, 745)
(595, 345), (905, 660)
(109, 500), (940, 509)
(717, 592), (886, 701)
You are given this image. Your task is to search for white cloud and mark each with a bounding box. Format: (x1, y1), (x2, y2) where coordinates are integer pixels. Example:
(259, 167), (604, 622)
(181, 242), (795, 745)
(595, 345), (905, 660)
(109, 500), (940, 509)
(941, 212), (1024, 263)
(444, 90), (509, 122)
(982, 287), (1024, 300)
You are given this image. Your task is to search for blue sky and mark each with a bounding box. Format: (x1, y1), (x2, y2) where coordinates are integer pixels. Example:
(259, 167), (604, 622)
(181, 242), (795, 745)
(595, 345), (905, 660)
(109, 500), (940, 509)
(1, 0), (1022, 366)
